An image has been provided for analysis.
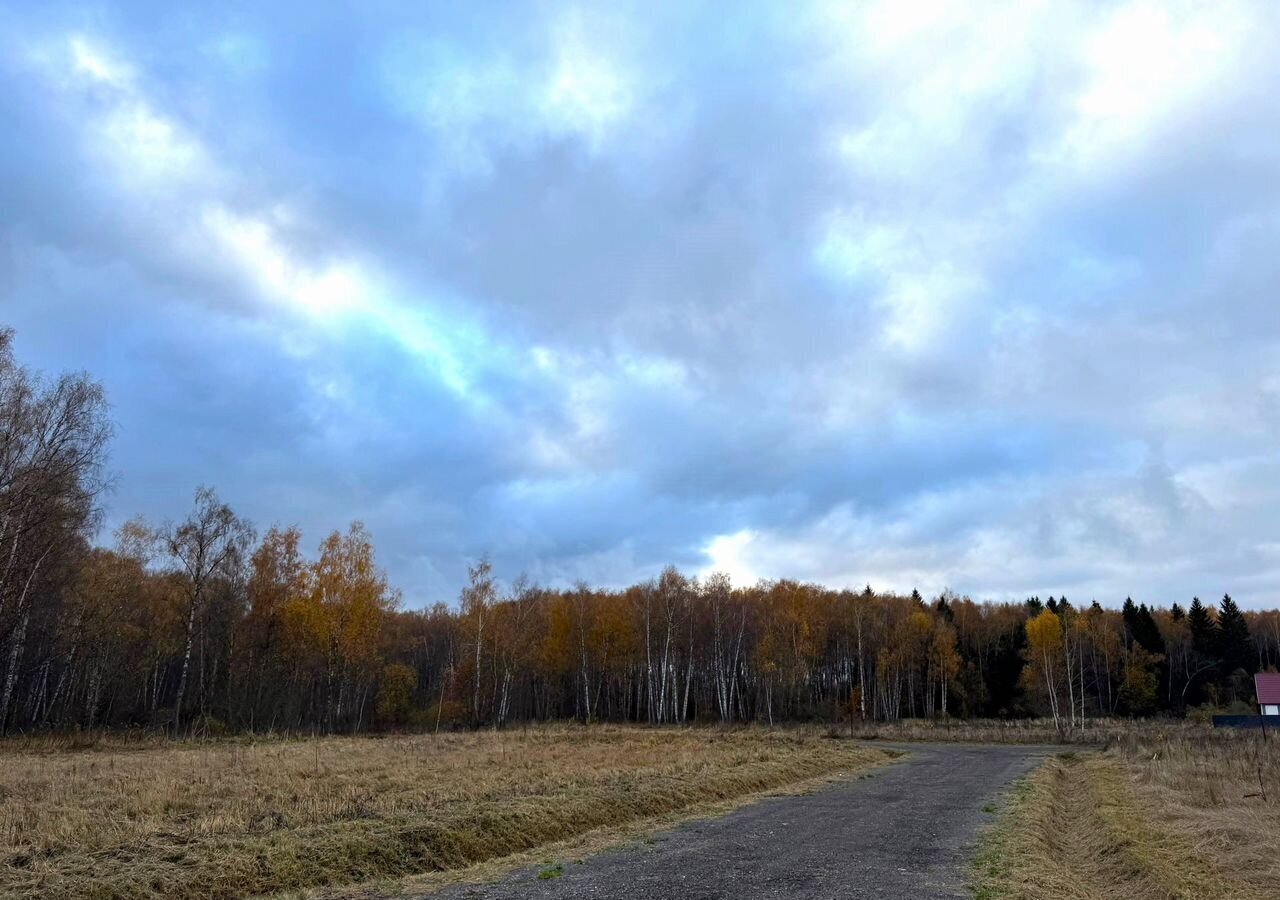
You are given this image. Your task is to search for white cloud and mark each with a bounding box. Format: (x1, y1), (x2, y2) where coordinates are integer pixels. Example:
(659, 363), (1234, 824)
(382, 8), (645, 175)
(702, 529), (761, 586)
(1044, 1), (1253, 174)
(540, 13), (636, 149)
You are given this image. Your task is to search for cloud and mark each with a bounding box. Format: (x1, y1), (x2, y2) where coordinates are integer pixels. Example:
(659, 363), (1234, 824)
(2, 0), (1279, 606)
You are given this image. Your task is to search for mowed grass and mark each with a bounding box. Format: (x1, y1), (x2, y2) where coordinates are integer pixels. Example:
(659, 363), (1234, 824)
(0, 725), (890, 900)
(974, 727), (1280, 899)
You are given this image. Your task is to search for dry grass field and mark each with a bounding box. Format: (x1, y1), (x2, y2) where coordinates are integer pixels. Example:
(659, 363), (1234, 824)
(844, 717), (1165, 745)
(974, 726), (1280, 899)
(0, 725), (889, 900)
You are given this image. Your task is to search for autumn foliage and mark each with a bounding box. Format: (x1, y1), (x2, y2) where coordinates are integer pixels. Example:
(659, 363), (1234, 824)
(2, 329), (1280, 734)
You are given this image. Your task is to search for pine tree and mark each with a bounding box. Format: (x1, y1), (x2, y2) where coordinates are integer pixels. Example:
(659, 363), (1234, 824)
(1215, 594), (1252, 675)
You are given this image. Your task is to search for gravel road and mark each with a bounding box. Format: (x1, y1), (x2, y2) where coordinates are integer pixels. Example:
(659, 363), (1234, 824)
(422, 742), (1058, 900)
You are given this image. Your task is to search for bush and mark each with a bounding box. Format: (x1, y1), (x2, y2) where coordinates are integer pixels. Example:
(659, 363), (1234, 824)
(376, 663), (419, 727)
(425, 699), (467, 729)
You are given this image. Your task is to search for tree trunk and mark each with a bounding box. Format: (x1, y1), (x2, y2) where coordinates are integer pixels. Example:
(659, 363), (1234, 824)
(172, 593), (200, 734)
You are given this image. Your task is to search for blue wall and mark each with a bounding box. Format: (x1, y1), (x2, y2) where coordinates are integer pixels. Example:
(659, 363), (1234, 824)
(1211, 715), (1280, 729)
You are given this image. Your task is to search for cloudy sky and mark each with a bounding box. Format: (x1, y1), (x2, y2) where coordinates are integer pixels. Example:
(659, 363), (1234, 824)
(3, 1), (1279, 608)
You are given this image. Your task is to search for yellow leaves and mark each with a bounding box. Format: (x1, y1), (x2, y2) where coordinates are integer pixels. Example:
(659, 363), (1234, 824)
(1025, 609), (1063, 656)
(269, 522), (395, 675)
(247, 526), (307, 625)
(929, 621), (961, 678)
(753, 580), (826, 678)
(375, 663), (417, 726)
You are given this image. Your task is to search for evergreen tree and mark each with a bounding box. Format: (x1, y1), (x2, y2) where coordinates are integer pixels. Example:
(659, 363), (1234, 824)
(1026, 596), (1043, 616)
(1188, 597), (1216, 657)
(1122, 597), (1139, 644)
(1170, 602), (1185, 621)
(1046, 596), (1059, 614)
(1133, 603), (1163, 655)
(935, 594), (954, 622)
(1215, 594), (1253, 675)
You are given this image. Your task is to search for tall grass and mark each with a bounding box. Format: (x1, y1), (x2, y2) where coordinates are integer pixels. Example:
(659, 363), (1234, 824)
(845, 716), (1209, 745)
(0, 725), (888, 900)
(974, 725), (1280, 899)
(1113, 727), (1280, 898)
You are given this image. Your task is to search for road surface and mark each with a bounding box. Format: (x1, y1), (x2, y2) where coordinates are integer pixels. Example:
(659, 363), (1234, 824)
(422, 742), (1059, 900)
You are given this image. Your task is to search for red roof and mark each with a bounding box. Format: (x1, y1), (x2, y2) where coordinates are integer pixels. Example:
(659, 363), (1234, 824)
(1255, 673), (1280, 705)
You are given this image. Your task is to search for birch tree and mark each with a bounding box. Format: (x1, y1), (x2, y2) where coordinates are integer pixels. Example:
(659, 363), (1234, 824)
(162, 487), (252, 733)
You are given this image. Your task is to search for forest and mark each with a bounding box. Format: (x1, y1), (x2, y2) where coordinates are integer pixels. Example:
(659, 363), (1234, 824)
(3, 325), (1278, 736)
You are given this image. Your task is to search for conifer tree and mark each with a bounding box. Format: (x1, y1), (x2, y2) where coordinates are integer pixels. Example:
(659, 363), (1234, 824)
(935, 594), (953, 622)
(1133, 604), (1163, 655)
(1215, 594), (1252, 675)
(1122, 597), (1138, 644)
(1188, 597), (1216, 658)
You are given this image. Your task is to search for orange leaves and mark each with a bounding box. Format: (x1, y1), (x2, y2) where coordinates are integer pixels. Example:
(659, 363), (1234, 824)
(262, 522), (397, 683)
(313, 523), (396, 670)
(753, 580), (826, 683)
(541, 592), (576, 675)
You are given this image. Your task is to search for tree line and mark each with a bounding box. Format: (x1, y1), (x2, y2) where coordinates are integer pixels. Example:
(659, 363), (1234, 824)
(2, 327), (1278, 735)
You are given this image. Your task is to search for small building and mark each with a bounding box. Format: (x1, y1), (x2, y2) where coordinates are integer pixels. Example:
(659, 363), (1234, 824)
(1255, 673), (1280, 717)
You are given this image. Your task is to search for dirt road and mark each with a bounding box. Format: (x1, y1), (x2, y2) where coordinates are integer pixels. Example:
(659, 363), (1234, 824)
(423, 742), (1058, 899)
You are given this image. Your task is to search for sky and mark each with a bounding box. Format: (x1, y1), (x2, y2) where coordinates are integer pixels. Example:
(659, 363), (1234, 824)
(2, 1), (1279, 609)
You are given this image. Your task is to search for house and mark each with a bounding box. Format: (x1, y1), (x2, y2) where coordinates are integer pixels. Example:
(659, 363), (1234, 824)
(1255, 673), (1280, 716)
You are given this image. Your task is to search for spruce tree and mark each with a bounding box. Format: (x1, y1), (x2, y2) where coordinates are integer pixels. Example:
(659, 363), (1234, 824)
(1215, 594), (1252, 675)
(1188, 597), (1216, 658)
(1122, 597), (1138, 643)
(1132, 604), (1164, 655)
(1170, 602), (1185, 622)
(935, 594), (954, 621)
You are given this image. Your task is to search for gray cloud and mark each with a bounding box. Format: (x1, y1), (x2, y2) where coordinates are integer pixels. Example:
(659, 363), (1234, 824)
(2, 0), (1279, 606)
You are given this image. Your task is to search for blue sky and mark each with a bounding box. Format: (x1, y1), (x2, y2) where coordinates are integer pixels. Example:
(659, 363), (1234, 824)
(3, 1), (1279, 607)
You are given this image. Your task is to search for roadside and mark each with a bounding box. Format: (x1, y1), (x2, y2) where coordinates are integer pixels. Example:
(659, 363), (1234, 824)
(383, 743), (1057, 900)
(0, 727), (889, 900)
(973, 732), (1280, 900)
(298, 762), (895, 900)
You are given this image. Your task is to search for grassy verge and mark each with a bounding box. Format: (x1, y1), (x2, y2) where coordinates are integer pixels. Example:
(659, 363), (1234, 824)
(844, 717), (1206, 745)
(973, 741), (1274, 900)
(299, 761), (889, 900)
(0, 725), (890, 900)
